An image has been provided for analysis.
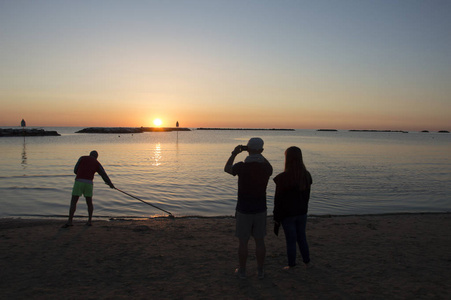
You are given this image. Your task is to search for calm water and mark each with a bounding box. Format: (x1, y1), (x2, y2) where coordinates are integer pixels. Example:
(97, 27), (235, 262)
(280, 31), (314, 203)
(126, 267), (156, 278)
(0, 127), (450, 218)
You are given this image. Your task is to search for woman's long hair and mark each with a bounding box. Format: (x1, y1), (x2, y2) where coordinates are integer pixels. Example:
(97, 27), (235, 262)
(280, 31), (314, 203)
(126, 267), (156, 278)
(284, 146), (310, 190)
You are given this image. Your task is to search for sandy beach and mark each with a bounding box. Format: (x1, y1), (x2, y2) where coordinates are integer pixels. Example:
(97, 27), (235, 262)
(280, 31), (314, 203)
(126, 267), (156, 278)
(1, 213), (450, 299)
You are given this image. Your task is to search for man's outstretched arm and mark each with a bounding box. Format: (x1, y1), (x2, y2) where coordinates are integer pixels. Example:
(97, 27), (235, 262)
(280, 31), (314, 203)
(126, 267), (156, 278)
(224, 145), (242, 175)
(98, 164), (115, 188)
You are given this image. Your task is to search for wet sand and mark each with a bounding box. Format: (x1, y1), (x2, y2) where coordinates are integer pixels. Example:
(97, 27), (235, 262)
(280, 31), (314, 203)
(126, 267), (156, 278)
(1, 213), (450, 299)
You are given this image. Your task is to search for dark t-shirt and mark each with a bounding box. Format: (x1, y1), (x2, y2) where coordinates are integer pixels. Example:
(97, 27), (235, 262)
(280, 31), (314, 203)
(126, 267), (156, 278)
(74, 156), (112, 186)
(231, 161), (273, 214)
(273, 171), (312, 222)
(75, 156), (101, 181)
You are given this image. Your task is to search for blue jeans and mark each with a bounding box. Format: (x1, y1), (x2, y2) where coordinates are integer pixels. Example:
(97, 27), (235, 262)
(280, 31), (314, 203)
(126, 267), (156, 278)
(281, 214), (310, 266)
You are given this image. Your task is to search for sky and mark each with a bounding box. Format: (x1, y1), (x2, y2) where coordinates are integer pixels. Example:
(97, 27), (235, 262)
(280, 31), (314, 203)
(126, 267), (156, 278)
(1, 0), (450, 131)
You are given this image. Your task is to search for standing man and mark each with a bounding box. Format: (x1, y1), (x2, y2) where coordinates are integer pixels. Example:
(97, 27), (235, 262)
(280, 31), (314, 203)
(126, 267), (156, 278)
(224, 137), (273, 279)
(63, 150), (115, 228)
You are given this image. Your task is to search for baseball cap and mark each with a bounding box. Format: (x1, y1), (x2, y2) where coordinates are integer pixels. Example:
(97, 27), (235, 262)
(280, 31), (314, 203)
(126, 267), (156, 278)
(247, 137), (264, 150)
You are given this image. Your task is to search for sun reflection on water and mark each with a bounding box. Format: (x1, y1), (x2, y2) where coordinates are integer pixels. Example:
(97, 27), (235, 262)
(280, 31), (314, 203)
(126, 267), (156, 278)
(152, 143), (162, 166)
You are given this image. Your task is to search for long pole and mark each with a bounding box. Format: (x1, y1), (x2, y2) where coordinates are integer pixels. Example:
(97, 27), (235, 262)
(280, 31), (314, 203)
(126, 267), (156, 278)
(115, 187), (174, 217)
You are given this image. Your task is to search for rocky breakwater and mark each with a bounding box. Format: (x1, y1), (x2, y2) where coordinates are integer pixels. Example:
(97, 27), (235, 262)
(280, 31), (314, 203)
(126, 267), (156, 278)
(76, 127), (143, 134)
(76, 127), (191, 134)
(0, 128), (60, 137)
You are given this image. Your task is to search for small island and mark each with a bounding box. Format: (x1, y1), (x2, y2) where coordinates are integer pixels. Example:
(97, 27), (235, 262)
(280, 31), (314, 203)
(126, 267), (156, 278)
(0, 128), (60, 137)
(349, 130), (409, 133)
(76, 127), (191, 134)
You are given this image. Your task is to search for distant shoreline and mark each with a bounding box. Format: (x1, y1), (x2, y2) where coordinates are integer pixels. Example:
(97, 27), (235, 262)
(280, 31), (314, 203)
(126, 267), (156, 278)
(196, 128), (295, 131)
(1, 127), (449, 135)
(317, 129), (450, 133)
(349, 129), (409, 133)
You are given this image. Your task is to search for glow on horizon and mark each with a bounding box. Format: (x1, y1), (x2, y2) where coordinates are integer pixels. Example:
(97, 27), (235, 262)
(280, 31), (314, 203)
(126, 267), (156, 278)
(0, 1), (450, 132)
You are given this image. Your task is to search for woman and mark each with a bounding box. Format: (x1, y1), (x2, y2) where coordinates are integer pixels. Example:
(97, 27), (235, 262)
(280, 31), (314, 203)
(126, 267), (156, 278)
(273, 146), (313, 269)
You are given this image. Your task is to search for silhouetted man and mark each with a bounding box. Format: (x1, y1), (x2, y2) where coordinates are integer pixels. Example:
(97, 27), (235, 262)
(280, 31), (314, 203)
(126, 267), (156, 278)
(63, 150), (114, 227)
(224, 137), (273, 279)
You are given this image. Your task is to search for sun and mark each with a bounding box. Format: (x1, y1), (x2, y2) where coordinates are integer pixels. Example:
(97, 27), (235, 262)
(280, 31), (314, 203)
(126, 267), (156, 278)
(153, 118), (163, 127)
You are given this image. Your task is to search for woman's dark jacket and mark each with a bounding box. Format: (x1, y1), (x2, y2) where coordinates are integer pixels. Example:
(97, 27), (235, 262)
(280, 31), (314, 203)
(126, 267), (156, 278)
(273, 171), (312, 222)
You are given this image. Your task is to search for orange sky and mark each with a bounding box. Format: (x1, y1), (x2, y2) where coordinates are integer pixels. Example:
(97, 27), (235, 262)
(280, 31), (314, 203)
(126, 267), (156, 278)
(1, 1), (450, 132)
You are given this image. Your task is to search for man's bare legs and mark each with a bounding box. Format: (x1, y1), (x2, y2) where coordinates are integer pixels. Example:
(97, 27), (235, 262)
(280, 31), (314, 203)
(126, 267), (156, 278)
(64, 195), (93, 227)
(237, 237), (266, 279)
(255, 238), (266, 278)
(63, 195), (79, 227)
(85, 196), (93, 226)
(237, 238), (248, 278)
(68, 195), (79, 225)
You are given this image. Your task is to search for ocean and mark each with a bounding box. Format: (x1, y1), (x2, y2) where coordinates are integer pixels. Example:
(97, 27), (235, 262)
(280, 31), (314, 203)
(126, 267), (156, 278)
(0, 127), (450, 219)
